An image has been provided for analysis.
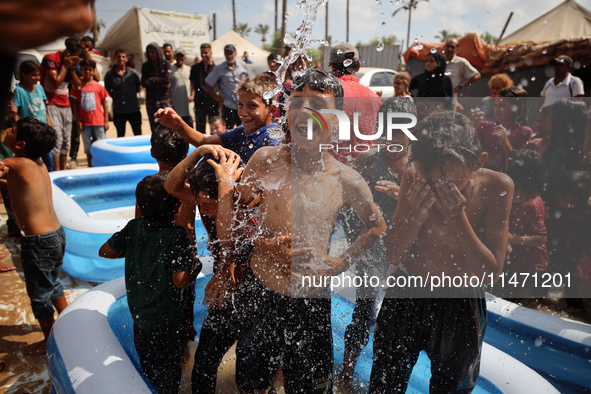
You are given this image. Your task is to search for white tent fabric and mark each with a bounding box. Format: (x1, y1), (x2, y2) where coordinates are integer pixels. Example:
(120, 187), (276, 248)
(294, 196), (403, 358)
(97, 7), (210, 63)
(500, 0), (591, 44)
(211, 30), (271, 68)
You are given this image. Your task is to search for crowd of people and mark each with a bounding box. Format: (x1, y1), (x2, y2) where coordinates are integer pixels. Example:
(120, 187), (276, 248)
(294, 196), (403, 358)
(1, 32), (591, 394)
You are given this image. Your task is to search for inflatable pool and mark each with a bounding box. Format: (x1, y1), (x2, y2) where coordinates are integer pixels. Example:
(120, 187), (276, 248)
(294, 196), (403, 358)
(47, 275), (559, 393)
(90, 135), (196, 167)
(485, 295), (591, 393)
(50, 164), (209, 282)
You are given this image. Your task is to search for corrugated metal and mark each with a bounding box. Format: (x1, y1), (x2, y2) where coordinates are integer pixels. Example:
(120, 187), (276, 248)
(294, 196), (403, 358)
(321, 45), (400, 71)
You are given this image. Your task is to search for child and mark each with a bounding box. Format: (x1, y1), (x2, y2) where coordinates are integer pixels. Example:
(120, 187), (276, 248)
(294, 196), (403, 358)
(370, 111), (513, 393)
(208, 69), (386, 393)
(393, 71), (412, 98)
(0, 93), (21, 240)
(155, 73), (280, 163)
(13, 60), (54, 170)
(70, 59), (109, 167)
(208, 116), (226, 135)
(339, 97), (416, 389)
(476, 86), (532, 173)
(99, 172), (202, 393)
(505, 149), (549, 299)
(0, 117), (67, 356)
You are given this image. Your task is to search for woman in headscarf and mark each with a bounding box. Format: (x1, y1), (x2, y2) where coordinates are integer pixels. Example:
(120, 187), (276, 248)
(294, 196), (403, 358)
(408, 51), (453, 121)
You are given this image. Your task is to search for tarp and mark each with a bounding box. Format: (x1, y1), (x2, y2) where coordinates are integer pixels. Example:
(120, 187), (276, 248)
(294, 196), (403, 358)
(499, 0), (591, 45)
(96, 7), (210, 63)
(211, 30), (271, 67)
(402, 32), (489, 68)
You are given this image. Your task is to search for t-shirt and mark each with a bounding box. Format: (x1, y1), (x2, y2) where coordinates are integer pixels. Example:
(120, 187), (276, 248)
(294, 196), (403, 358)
(108, 218), (194, 330)
(447, 55), (479, 92)
(189, 61), (217, 106)
(104, 66), (140, 114)
(333, 74), (383, 164)
(541, 73), (585, 107)
(13, 84), (48, 122)
(508, 196), (549, 273)
(477, 121), (532, 172)
(170, 64), (191, 117)
(218, 123), (281, 163)
(70, 82), (109, 126)
(205, 60), (254, 110)
(41, 51), (72, 107)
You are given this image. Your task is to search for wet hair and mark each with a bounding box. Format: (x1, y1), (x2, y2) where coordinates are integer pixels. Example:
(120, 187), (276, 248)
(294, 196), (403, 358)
(209, 116), (225, 125)
(15, 117), (57, 160)
(488, 73), (513, 89)
(499, 86), (528, 127)
(507, 149), (547, 196)
(150, 125), (189, 164)
(410, 111), (481, 179)
(81, 36), (95, 46)
(267, 53), (279, 62)
(188, 154), (219, 198)
(136, 172), (180, 222)
(289, 68), (344, 110)
(114, 48), (127, 57)
(544, 98), (588, 172)
(19, 60), (40, 76)
(79, 59), (96, 69)
(236, 74), (276, 106)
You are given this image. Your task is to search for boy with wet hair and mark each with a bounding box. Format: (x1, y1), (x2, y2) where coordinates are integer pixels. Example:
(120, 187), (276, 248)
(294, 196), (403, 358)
(155, 73), (280, 163)
(208, 68), (385, 393)
(370, 111), (513, 393)
(0, 117), (67, 356)
(100, 172), (202, 393)
(150, 125), (190, 169)
(208, 116), (226, 135)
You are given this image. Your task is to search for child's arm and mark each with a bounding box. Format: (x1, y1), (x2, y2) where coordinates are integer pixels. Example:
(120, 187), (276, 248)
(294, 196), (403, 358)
(508, 232), (547, 247)
(163, 144), (234, 204)
(45, 113), (52, 127)
(102, 98), (109, 131)
(172, 253), (202, 288)
(99, 241), (125, 259)
(434, 173), (514, 279)
(385, 169), (437, 266)
(154, 107), (222, 145)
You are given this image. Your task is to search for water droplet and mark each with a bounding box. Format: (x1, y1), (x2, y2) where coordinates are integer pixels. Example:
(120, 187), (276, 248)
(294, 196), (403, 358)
(413, 42), (423, 50)
(336, 49), (343, 55)
(534, 337), (544, 347)
(509, 65), (516, 72)
(431, 73), (436, 78)
(382, 22), (387, 27)
(263, 91), (273, 100)
(543, 19), (548, 24)
(444, 69), (452, 76)
(430, 48), (437, 53)
(343, 59), (353, 67)
(554, 211), (562, 219)
(500, 190), (507, 196)
(542, 49), (547, 55)
(376, 43), (385, 52)
(509, 46), (514, 51)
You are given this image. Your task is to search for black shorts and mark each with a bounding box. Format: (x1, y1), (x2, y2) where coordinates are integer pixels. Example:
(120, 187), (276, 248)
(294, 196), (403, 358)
(236, 269), (333, 393)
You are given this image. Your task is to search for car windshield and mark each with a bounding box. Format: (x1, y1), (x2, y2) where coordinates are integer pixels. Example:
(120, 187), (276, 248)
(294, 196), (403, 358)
(356, 72), (365, 78)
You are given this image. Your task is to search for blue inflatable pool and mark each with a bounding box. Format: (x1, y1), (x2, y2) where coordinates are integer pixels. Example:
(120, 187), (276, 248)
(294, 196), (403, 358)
(50, 164), (209, 282)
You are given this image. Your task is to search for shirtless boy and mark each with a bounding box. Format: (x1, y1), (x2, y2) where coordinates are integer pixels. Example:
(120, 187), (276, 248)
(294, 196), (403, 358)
(0, 117), (66, 356)
(207, 69), (386, 393)
(369, 111), (514, 393)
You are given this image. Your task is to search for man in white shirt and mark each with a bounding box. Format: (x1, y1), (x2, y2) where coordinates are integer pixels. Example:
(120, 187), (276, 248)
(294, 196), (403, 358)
(541, 55), (584, 107)
(443, 38), (481, 97)
(170, 48), (193, 127)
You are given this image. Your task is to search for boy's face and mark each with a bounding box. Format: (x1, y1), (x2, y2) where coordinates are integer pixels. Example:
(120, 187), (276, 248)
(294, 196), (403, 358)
(414, 157), (474, 192)
(195, 190), (218, 219)
(115, 52), (128, 67)
(289, 85), (337, 150)
(238, 91), (273, 133)
(493, 97), (516, 125)
(3, 125), (18, 152)
(268, 58), (278, 71)
(147, 47), (158, 62)
(81, 66), (94, 81)
(209, 120), (226, 135)
(80, 40), (93, 54)
(22, 70), (41, 86)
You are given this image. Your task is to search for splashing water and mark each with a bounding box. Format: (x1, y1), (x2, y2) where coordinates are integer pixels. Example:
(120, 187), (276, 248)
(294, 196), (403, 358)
(413, 41), (423, 50)
(430, 48), (437, 53)
(376, 42), (385, 52)
(444, 69), (452, 76)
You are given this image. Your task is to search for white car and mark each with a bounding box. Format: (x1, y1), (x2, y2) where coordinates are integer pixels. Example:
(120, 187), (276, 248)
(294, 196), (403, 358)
(356, 67), (397, 98)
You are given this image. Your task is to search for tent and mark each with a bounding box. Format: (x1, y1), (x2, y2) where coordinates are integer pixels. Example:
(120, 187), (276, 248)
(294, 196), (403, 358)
(96, 7), (210, 63)
(211, 30), (271, 69)
(499, 0), (591, 45)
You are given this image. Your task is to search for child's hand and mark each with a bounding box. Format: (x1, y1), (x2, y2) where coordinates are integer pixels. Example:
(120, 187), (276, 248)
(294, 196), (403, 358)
(77, 121), (83, 131)
(203, 270), (235, 310)
(375, 180), (400, 200)
(154, 107), (182, 130)
(63, 55), (80, 70)
(0, 161), (9, 178)
(433, 179), (473, 221)
(207, 149), (243, 185)
(104, 122), (109, 131)
(492, 124), (510, 146)
(406, 175), (436, 223)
